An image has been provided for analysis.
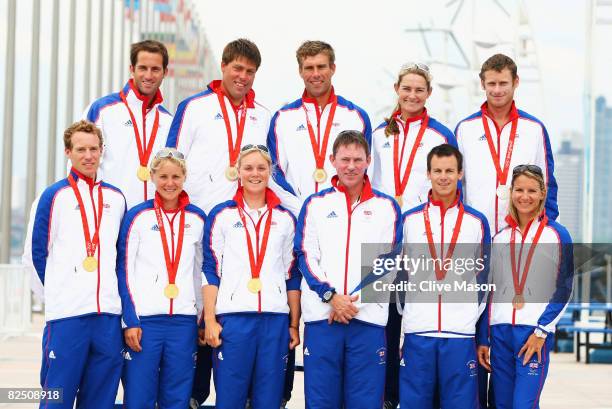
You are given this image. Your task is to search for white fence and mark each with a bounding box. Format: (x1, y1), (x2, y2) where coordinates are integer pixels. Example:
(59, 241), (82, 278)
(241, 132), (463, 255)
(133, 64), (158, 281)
(0, 264), (31, 336)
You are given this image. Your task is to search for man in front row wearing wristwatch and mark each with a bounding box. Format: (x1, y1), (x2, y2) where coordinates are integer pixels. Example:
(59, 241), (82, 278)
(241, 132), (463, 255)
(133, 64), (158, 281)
(295, 130), (402, 408)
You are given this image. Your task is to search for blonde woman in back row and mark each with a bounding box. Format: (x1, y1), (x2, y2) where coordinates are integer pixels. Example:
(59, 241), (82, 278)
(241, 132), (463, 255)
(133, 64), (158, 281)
(369, 63), (458, 409)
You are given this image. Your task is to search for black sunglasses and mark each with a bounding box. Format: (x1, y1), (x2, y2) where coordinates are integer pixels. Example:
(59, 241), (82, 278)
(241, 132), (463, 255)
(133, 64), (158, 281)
(512, 164), (543, 177)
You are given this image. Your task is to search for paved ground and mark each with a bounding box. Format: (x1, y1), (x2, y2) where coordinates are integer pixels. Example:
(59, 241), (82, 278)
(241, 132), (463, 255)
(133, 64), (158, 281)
(1, 314), (611, 408)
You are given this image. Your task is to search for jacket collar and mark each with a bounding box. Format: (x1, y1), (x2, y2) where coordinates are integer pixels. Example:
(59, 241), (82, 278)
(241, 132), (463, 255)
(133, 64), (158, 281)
(427, 189), (461, 210)
(504, 211), (547, 231)
(154, 190), (190, 211)
(123, 79), (164, 108)
(69, 167), (100, 187)
(331, 174), (375, 202)
(481, 100), (519, 124)
(394, 107), (428, 125)
(233, 186), (281, 210)
(301, 86), (337, 106)
(208, 80), (256, 109)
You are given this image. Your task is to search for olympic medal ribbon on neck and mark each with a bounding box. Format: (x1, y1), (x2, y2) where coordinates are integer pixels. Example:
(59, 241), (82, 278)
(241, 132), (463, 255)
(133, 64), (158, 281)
(393, 114), (429, 207)
(153, 201), (186, 299)
(423, 202), (465, 281)
(68, 175), (104, 272)
(119, 90), (160, 183)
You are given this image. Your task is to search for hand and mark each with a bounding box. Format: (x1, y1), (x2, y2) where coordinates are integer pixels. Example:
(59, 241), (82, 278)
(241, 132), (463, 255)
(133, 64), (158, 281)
(477, 345), (491, 371)
(198, 329), (207, 346)
(518, 334), (546, 365)
(328, 294), (359, 324)
(289, 326), (300, 350)
(124, 327), (142, 352)
(204, 319), (223, 348)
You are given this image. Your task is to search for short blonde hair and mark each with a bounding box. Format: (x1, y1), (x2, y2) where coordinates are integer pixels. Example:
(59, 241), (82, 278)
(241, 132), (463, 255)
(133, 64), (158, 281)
(508, 167), (547, 222)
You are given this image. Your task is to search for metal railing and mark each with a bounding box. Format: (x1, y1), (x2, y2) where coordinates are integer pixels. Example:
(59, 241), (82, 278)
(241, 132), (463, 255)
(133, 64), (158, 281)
(0, 264), (31, 337)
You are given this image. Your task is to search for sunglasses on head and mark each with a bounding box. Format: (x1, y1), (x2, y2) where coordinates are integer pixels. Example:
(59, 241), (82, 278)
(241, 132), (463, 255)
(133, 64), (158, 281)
(154, 148), (185, 160)
(401, 62), (430, 73)
(512, 164), (543, 177)
(241, 144), (269, 153)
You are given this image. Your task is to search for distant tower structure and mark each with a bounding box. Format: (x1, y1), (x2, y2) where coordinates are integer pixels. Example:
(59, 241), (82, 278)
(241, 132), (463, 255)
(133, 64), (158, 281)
(555, 132), (583, 241)
(400, 0), (544, 126)
(583, 0), (612, 243)
(592, 96), (612, 242)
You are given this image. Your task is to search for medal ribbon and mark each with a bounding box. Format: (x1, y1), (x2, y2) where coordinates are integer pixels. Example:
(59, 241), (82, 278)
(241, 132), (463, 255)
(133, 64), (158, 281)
(217, 92), (247, 168)
(238, 207), (273, 281)
(119, 90), (160, 169)
(481, 114), (517, 187)
(423, 203), (465, 281)
(302, 97), (338, 173)
(510, 215), (547, 296)
(393, 115), (429, 198)
(68, 175), (104, 261)
(153, 201), (186, 286)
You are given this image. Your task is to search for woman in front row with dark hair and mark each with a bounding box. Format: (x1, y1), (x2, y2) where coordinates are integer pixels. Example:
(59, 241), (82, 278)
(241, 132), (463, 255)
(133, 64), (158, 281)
(201, 144), (301, 409)
(477, 164), (574, 409)
(117, 148), (206, 408)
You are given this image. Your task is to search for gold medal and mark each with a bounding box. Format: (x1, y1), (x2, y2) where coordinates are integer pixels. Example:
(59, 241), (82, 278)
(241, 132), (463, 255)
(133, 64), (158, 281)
(247, 278), (262, 294)
(313, 168), (327, 183)
(137, 166), (150, 182)
(512, 294), (525, 310)
(164, 283), (179, 299)
(82, 256), (98, 272)
(225, 166), (239, 181)
(395, 195), (403, 208)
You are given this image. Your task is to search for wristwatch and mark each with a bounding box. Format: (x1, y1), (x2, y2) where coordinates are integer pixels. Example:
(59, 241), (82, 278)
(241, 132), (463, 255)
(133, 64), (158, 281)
(533, 328), (547, 339)
(322, 289), (336, 303)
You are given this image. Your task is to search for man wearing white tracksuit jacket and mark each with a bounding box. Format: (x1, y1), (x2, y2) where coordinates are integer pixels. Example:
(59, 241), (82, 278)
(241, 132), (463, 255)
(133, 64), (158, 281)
(23, 121), (127, 409)
(295, 130), (402, 409)
(455, 54), (558, 235)
(400, 144), (491, 409)
(268, 41), (372, 217)
(83, 40), (173, 209)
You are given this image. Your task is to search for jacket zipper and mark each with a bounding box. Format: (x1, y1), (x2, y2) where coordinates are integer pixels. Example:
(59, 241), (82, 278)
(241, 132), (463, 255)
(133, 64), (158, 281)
(438, 206), (446, 332)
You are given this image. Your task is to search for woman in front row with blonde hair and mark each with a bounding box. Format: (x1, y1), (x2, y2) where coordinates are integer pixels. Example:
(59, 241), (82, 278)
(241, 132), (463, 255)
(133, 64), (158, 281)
(202, 144), (301, 409)
(369, 62), (457, 409)
(477, 164), (574, 409)
(117, 148), (206, 408)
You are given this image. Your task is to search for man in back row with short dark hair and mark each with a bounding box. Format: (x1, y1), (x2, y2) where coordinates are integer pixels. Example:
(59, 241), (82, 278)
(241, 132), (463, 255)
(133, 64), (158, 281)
(83, 40), (173, 209)
(268, 40), (372, 216)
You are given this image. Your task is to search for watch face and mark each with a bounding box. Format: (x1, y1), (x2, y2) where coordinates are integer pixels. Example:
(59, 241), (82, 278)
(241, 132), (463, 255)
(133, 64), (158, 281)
(324, 291), (333, 301)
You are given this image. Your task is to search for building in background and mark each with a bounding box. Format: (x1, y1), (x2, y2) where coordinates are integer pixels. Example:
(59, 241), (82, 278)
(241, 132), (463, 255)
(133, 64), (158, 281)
(556, 131), (583, 242)
(592, 96), (612, 243)
(0, 0), (219, 263)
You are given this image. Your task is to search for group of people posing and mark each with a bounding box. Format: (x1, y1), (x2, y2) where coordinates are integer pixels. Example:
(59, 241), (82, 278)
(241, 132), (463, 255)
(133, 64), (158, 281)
(23, 37), (574, 409)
